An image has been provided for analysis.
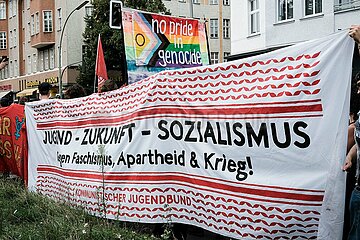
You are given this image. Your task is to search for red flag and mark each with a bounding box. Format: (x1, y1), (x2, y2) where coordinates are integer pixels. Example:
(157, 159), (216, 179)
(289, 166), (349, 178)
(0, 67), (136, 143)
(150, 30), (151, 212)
(95, 34), (108, 93)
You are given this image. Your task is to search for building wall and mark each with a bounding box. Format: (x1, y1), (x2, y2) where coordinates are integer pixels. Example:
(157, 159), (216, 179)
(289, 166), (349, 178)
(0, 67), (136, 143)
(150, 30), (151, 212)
(57, 1), (88, 72)
(161, 0), (231, 63)
(231, 1), (266, 55)
(0, 0), (89, 94)
(0, 0), (8, 59)
(231, 1), (360, 56)
(334, 9), (360, 31)
(0, 1), (9, 56)
(264, 1), (334, 48)
(8, 0), (20, 79)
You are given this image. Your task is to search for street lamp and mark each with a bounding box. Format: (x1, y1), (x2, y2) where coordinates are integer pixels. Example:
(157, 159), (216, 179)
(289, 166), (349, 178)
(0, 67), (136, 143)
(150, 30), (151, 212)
(189, 0), (193, 18)
(61, 61), (82, 80)
(58, 1), (89, 98)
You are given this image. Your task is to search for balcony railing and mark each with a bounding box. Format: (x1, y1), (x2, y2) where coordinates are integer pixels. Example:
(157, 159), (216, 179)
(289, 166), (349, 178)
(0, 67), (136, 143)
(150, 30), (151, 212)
(334, 0), (360, 12)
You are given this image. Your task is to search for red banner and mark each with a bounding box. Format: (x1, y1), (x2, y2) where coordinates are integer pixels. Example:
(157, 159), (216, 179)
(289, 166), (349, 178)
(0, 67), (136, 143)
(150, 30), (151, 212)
(0, 104), (28, 181)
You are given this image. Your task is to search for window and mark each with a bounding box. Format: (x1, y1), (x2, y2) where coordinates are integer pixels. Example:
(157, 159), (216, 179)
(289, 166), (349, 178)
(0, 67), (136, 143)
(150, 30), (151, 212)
(57, 8), (62, 31)
(43, 10), (53, 32)
(30, 14), (35, 35)
(249, 0), (260, 34)
(27, 22), (31, 41)
(9, 61), (12, 77)
(334, 0), (359, 11)
(27, 55), (31, 74)
(305, 0), (322, 16)
(9, 30), (12, 48)
(277, 0), (293, 21)
(39, 48), (55, 71)
(85, 6), (94, 17)
(338, 0), (352, 5)
(224, 52), (230, 62)
(210, 19), (218, 38)
(210, 52), (219, 64)
(8, 0), (12, 18)
(210, 0), (218, 4)
(33, 53), (37, 73)
(44, 50), (49, 70)
(0, 2), (6, 19)
(1, 64), (7, 78)
(39, 51), (44, 71)
(193, 0), (200, 3)
(12, 0), (16, 17)
(82, 45), (87, 61)
(0, 32), (6, 49)
(223, 0), (230, 5)
(14, 60), (18, 77)
(35, 12), (40, 34)
(50, 48), (55, 69)
(13, 29), (16, 47)
(223, 19), (230, 38)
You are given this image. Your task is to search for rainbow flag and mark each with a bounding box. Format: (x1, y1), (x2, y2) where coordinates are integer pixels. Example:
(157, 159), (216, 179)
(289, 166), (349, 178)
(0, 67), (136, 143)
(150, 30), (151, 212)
(122, 8), (209, 84)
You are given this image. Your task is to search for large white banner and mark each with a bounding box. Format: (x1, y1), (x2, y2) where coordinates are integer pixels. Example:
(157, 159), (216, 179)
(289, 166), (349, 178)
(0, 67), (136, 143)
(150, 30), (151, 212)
(26, 31), (353, 239)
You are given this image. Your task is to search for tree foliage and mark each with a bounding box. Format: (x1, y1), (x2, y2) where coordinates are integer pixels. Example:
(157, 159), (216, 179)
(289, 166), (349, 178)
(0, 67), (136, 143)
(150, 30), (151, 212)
(77, 0), (169, 94)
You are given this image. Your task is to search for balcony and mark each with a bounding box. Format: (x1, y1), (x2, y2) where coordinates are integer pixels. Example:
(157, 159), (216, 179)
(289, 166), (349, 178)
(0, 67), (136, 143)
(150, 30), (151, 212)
(31, 33), (55, 49)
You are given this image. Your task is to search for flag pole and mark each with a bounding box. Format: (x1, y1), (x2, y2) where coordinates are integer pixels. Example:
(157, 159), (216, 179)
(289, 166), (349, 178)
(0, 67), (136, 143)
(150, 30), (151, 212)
(94, 34), (100, 93)
(204, 17), (211, 65)
(93, 75), (97, 93)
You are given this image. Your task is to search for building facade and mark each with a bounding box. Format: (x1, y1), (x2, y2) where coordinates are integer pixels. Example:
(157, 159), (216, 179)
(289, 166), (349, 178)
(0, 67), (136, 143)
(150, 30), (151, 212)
(230, 0), (360, 63)
(0, 0), (92, 98)
(162, 0), (231, 64)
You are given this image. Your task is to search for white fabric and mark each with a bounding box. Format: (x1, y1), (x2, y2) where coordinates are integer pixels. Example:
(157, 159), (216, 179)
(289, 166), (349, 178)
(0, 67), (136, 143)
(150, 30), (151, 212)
(25, 31), (354, 239)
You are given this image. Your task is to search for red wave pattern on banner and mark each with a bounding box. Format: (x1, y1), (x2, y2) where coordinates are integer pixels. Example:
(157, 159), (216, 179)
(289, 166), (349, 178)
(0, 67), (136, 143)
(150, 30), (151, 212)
(30, 51), (322, 122)
(36, 172), (321, 239)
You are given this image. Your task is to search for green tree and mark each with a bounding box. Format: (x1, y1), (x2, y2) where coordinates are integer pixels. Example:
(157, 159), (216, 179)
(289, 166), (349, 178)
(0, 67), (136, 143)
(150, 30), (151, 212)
(77, 0), (169, 94)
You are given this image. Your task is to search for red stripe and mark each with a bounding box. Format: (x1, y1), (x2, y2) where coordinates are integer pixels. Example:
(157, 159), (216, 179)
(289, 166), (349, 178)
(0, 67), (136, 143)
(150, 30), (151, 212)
(37, 114), (323, 129)
(37, 167), (323, 202)
(36, 104), (322, 129)
(33, 99), (323, 121)
(37, 165), (325, 193)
